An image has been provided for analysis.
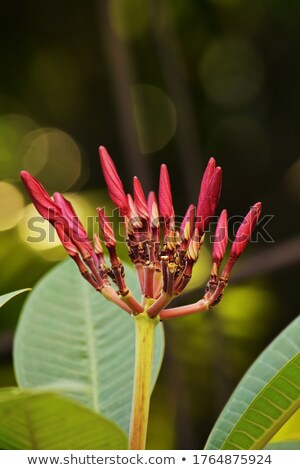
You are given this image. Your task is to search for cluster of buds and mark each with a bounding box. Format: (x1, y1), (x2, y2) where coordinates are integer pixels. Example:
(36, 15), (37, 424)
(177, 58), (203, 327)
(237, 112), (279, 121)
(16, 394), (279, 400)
(21, 147), (261, 320)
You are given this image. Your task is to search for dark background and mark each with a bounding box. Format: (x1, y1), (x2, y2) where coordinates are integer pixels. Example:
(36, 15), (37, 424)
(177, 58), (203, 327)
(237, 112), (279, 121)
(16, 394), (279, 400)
(0, 0), (299, 449)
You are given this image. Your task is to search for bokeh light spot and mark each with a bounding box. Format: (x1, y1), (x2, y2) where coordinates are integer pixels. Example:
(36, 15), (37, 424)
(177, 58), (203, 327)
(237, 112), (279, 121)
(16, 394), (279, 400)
(131, 84), (177, 154)
(0, 183), (25, 231)
(200, 37), (264, 109)
(22, 128), (82, 192)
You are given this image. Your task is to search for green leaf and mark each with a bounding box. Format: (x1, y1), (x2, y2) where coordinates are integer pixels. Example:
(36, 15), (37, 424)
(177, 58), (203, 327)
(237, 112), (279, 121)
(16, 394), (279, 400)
(205, 316), (300, 450)
(0, 289), (30, 308)
(14, 259), (164, 434)
(0, 388), (127, 449)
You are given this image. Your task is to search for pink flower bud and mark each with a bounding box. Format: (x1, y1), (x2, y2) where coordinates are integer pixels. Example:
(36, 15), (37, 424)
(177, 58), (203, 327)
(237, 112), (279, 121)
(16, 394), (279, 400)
(231, 202), (262, 259)
(199, 157), (216, 201)
(147, 191), (160, 228)
(53, 192), (99, 267)
(99, 146), (128, 215)
(20, 171), (61, 222)
(53, 193), (88, 243)
(221, 202), (262, 281)
(97, 207), (116, 248)
(159, 164), (173, 219)
(127, 194), (143, 229)
(133, 176), (149, 221)
(196, 166), (222, 234)
(54, 222), (79, 258)
(212, 209), (228, 266)
(180, 204), (195, 241)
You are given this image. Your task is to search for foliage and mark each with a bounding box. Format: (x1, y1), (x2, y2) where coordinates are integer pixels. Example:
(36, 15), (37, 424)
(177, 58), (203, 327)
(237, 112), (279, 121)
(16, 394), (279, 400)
(14, 260), (164, 435)
(205, 316), (300, 450)
(0, 388), (126, 449)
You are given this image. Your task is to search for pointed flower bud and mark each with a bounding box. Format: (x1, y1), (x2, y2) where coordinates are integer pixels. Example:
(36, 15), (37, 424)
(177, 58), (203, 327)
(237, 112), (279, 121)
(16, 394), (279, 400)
(53, 192), (99, 267)
(212, 209), (228, 266)
(133, 176), (149, 221)
(93, 233), (104, 255)
(127, 194), (143, 229)
(97, 207), (116, 248)
(180, 204), (195, 241)
(53, 193), (88, 243)
(159, 164), (173, 219)
(99, 146), (128, 215)
(187, 229), (203, 261)
(221, 202), (262, 281)
(54, 222), (79, 258)
(231, 202), (262, 259)
(147, 191), (160, 228)
(20, 171), (61, 222)
(199, 157), (216, 201)
(196, 166), (222, 234)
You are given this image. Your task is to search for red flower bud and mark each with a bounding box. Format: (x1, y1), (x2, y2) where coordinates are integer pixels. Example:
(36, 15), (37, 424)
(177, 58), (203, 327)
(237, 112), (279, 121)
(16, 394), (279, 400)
(99, 146), (128, 215)
(20, 171), (61, 222)
(212, 209), (228, 265)
(133, 176), (149, 221)
(231, 202), (262, 259)
(54, 222), (79, 258)
(180, 204), (195, 241)
(127, 194), (143, 229)
(221, 202), (262, 281)
(53, 193), (88, 243)
(147, 191), (160, 228)
(199, 157), (216, 201)
(196, 166), (222, 234)
(97, 207), (116, 248)
(159, 164), (173, 219)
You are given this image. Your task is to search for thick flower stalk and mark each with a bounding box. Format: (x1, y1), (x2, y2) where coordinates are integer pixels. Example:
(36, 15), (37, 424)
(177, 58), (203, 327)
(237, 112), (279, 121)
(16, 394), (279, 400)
(21, 146), (261, 449)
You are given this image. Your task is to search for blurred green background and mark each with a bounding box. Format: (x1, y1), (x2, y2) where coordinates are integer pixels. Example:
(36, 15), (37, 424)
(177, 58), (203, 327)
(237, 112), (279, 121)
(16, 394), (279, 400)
(0, 0), (299, 449)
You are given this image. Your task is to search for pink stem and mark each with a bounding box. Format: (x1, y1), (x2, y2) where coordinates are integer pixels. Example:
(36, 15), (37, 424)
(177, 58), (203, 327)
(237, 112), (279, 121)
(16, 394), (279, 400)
(160, 299), (209, 320)
(147, 292), (173, 317)
(144, 265), (155, 298)
(135, 263), (145, 293)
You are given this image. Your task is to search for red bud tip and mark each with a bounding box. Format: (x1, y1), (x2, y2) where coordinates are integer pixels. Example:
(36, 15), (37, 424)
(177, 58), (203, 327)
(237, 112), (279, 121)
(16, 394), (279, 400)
(209, 167), (222, 213)
(133, 176), (149, 221)
(212, 209), (228, 265)
(99, 146), (128, 215)
(196, 165), (222, 234)
(20, 171), (61, 221)
(147, 191), (160, 228)
(97, 207), (116, 248)
(127, 194), (143, 229)
(199, 157), (216, 200)
(180, 204), (195, 241)
(159, 164), (173, 219)
(231, 202), (262, 259)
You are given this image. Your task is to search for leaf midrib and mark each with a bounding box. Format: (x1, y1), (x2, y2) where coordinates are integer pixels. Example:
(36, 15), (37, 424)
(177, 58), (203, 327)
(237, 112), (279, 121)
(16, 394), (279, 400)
(81, 282), (99, 414)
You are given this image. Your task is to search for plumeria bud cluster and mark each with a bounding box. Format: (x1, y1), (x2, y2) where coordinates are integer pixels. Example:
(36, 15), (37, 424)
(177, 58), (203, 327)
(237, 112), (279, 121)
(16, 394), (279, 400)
(21, 146), (261, 320)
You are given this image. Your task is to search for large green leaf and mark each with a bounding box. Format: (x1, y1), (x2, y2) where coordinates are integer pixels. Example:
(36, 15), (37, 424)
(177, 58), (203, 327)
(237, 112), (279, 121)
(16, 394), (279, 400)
(0, 289), (30, 308)
(0, 388), (126, 449)
(205, 316), (300, 450)
(14, 259), (164, 434)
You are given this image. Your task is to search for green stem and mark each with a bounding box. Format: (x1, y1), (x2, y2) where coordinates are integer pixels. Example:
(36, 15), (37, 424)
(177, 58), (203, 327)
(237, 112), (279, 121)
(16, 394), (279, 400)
(129, 308), (159, 450)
